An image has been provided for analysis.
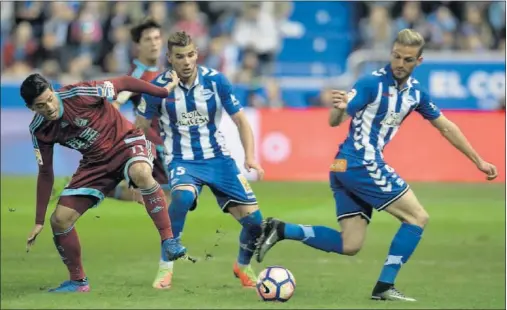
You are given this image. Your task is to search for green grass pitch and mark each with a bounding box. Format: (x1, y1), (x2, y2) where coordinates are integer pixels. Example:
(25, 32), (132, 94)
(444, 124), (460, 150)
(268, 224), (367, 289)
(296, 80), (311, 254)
(1, 177), (505, 309)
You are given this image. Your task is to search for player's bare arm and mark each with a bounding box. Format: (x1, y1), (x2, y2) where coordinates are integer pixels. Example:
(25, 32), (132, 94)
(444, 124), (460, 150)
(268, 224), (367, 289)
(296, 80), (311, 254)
(231, 110), (265, 180)
(135, 114), (152, 135)
(329, 90), (349, 127)
(112, 91), (134, 110)
(430, 115), (497, 180)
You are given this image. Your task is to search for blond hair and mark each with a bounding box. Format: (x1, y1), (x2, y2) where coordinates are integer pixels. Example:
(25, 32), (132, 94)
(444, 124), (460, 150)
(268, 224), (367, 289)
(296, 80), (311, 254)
(167, 31), (193, 52)
(394, 29), (425, 56)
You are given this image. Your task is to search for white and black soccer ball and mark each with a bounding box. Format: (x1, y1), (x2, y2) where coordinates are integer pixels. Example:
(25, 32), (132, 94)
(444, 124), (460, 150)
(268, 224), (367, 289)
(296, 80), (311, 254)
(256, 266), (296, 302)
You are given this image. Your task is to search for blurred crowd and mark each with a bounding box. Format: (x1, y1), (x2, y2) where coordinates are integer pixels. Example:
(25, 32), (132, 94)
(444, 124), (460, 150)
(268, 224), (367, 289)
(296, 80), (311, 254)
(1, 1), (505, 109)
(356, 1), (505, 52)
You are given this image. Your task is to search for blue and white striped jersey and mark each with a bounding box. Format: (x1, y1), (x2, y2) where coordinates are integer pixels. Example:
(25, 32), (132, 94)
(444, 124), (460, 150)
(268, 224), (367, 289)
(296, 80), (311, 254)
(138, 66), (242, 162)
(338, 65), (442, 162)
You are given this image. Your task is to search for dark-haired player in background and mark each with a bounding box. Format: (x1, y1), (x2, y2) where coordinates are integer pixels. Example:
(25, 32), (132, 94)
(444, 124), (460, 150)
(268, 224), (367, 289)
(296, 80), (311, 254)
(107, 19), (169, 204)
(22, 72), (186, 292)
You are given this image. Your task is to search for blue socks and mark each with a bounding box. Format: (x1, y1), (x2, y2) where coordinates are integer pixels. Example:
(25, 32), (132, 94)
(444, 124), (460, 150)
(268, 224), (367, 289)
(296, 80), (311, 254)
(378, 223), (424, 284)
(168, 190), (195, 239)
(237, 210), (263, 265)
(284, 223), (343, 254)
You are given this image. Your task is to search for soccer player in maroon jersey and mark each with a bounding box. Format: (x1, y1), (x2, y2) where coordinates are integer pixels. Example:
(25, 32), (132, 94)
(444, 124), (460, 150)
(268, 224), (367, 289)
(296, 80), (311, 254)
(107, 18), (169, 205)
(21, 72), (186, 292)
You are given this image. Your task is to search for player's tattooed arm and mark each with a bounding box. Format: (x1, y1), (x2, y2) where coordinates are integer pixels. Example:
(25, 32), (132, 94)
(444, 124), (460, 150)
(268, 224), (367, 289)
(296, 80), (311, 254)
(430, 115), (498, 180)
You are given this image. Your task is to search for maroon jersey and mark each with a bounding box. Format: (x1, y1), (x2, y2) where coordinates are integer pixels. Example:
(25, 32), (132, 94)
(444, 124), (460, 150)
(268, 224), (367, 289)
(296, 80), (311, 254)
(126, 59), (164, 146)
(30, 76), (169, 224)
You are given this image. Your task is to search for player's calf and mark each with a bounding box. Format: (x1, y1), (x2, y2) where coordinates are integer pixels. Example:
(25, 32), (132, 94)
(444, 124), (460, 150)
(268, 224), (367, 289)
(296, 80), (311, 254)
(49, 200), (92, 290)
(128, 162), (172, 237)
(373, 189), (427, 299)
(229, 204), (263, 287)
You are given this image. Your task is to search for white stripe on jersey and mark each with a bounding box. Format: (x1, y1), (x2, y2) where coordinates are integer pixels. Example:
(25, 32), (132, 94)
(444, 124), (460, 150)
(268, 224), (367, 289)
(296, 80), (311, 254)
(361, 83), (383, 161)
(212, 81), (231, 156)
(160, 99), (174, 164)
(194, 93), (214, 159)
(377, 86), (398, 153)
(390, 89), (418, 141)
(174, 88), (194, 160)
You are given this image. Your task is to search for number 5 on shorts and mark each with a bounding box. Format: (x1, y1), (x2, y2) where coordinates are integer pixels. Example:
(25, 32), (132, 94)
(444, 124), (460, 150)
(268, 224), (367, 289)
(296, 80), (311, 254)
(170, 167), (186, 179)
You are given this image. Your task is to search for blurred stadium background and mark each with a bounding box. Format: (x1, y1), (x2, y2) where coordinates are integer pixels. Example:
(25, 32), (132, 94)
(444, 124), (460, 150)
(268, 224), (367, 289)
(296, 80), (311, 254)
(1, 2), (505, 308)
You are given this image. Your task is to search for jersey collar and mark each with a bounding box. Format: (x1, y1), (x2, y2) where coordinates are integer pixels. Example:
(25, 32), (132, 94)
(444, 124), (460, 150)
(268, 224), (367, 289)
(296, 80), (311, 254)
(133, 59), (158, 72)
(385, 64), (413, 91)
(178, 66), (203, 90)
(54, 92), (65, 119)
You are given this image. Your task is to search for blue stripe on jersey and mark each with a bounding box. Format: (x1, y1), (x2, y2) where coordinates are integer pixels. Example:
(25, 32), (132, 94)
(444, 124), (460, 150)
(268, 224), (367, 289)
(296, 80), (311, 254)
(206, 93), (222, 158)
(166, 94), (182, 157)
(185, 87), (204, 160)
(29, 114), (45, 148)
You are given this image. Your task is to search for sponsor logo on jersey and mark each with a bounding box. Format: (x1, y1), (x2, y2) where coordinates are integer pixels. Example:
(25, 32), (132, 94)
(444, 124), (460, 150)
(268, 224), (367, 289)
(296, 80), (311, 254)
(74, 117), (89, 127)
(330, 159), (347, 172)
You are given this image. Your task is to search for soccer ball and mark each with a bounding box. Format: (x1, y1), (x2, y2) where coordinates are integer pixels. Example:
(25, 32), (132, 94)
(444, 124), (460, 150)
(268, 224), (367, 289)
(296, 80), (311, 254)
(256, 266), (296, 302)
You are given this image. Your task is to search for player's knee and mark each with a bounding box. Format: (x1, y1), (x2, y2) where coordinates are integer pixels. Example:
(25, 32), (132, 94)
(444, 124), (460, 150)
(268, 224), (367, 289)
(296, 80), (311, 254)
(411, 208), (429, 228)
(128, 162), (154, 188)
(170, 189), (195, 212)
(50, 205), (79, 230)
(341, 233), (364, 256)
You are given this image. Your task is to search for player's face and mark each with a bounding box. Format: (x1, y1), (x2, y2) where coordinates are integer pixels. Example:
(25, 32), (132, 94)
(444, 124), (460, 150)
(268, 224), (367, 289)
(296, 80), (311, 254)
(30, 88), (60, 120)
(168, 44), (198, 80)
(138, 28), (162, 62)
(390, 43), (423, 81)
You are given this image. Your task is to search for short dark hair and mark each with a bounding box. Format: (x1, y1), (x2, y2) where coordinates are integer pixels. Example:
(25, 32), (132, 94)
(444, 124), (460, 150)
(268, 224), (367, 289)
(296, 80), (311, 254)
(130, 18), (161, 43)
(20, 73), (51, 106)
(167, 31), (193, 52)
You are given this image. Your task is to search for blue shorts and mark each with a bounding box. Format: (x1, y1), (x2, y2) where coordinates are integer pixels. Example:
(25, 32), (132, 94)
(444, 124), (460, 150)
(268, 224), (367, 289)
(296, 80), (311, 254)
(167, 156), (257, 212)
(329, 157), (409, 223)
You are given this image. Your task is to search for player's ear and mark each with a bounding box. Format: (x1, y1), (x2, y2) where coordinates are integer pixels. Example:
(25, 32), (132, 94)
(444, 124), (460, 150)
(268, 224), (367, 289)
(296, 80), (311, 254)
(166, 51), (172, 65)
(417, 56), (423, 66)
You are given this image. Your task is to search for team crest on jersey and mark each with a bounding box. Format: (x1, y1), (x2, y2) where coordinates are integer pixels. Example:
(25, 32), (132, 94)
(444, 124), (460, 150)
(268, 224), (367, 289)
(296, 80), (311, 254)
(74, 117), (89, 127)
(381, 112), (402, 127)
(138, 97), (147, 113)
(237, 174), (253, 194)
(97, 81), (116, 100)
(402, 95), (417, 106)
(60, 121), (69, 128)
(34, 148), (43, 165)
(199, 88), (215, 101)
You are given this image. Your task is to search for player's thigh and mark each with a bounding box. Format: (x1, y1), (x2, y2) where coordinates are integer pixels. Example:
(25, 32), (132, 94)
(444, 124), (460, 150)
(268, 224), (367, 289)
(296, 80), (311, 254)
(60, 163), (119, 213)
(120, 130), (157, 187)
(336, 162), (410, 214)
(206, 157), (258, 213)
(383, 188), (429, 228)
(330, 171), (373, 224)
(228, 203), (260, 221)
(52, 197), (98, 229)
(167, 161), (204, 211)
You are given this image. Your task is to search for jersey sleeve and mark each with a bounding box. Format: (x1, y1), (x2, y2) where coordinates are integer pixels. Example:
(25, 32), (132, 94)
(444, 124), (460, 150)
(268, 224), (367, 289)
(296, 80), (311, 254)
(137, 93), (161, 120)
(218, 74), (242, 116)
(346, 76), (377, 116)
(415, 90), (442, 120)
(29, 119), (55, 225)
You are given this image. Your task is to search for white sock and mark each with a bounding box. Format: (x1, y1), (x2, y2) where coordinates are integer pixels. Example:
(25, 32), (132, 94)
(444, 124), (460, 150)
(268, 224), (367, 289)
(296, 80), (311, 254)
(159, 260), (174, 269)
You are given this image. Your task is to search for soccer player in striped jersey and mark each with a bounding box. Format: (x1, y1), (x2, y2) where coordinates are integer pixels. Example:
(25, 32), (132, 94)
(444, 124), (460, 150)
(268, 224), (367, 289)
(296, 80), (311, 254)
(21, 73), (187, 292)
(107, 18), (169, 204)
(255, 29), (498, 301)
(137, 31), (265, 289)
